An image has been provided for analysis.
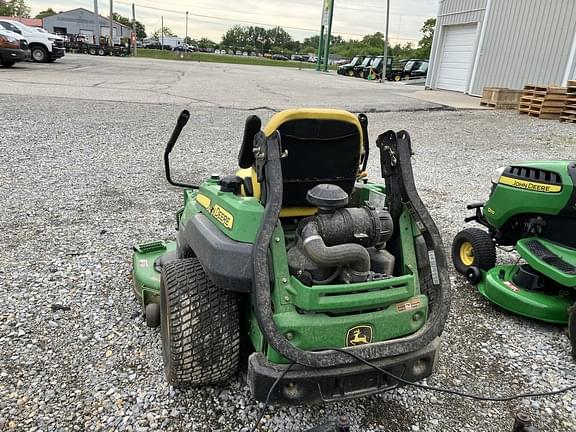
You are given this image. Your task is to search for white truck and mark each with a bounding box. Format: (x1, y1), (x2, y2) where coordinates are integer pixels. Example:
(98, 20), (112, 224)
(143, 36), (184, 50)
(0, 19), (65, 63)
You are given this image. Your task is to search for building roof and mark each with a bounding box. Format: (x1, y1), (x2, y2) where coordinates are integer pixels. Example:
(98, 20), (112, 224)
(44, 8), (132, 30)
(0, 16), (43, 27)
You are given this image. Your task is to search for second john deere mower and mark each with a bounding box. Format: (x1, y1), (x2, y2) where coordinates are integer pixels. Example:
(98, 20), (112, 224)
(452, 162), (576, 357)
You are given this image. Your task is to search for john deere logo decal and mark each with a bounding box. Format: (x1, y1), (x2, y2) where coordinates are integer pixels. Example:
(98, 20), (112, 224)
(346, 325), (373, 347)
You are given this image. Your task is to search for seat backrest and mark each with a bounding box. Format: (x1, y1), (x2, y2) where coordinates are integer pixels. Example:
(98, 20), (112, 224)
(237, 109), (364, 210)
(264, 109), (364, 206)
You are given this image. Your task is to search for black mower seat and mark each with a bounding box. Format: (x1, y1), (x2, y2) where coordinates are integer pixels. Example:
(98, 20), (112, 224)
(236, 109), (365, 216)
(517, 238), (576, 287)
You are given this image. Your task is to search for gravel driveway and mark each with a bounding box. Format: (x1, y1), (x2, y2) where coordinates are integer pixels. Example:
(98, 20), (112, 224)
(1, 90), (575, 432)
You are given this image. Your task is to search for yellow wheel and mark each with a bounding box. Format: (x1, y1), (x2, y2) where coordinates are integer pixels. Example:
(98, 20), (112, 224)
(459, 242), (475, 266)
(394, 75), (401, 81)
(451, 228), (496, 275)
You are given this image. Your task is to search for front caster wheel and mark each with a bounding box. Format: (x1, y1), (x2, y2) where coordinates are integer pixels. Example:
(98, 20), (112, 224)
(452, 228), (496, 275)
(145, 303), (160, 328)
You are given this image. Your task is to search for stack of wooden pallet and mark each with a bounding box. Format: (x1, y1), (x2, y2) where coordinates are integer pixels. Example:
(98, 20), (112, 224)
(480, 87), (523, 109)
(527, 86), (567, 120)
(560, 80), (576, 123)
(518, 85), (535, 114)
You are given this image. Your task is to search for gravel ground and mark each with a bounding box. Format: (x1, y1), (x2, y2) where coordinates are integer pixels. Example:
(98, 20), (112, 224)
(1, 94), (575, 432)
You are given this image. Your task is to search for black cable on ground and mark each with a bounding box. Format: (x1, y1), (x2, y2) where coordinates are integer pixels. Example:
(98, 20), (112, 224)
(328, 347), (576, 402)
(249, 362), (295, 432)
(247, 346), (575, 430)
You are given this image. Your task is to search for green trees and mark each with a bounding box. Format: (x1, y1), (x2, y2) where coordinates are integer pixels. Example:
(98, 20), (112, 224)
(215, 17), (436, 59)
(152, 26), (177, 41)
(34, 8), (57, 19)
(220, 25), (296, 53)
(0, 0), (31, 17)
(112, 12), (146, 39)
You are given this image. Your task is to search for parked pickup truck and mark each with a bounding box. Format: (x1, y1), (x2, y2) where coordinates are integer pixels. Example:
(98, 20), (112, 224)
(0, 19), (64, 63)
(361, 56), (394, 80)
(353, 56), (372, 77)
(386, 59), (429, 81)
(337, 55), (364, 76)
(0, 27), (30, 67)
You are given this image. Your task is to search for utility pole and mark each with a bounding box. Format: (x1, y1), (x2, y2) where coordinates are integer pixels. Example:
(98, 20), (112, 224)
(93, 0), (100, 45)
(161, 15), (164, 50)
(132, 3), (137, 56)
(109, 0), (114, 48)
(185, 11), (188, 45)
(382, 0), (390, 82)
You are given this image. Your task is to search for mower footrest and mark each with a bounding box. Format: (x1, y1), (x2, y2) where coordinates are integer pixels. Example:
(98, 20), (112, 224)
(517, 238), (576, 287)
(525, 240), (576, 275)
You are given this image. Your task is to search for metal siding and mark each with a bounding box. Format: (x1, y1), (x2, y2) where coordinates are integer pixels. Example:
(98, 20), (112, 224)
(471, 0), (576, 95)
(437, 0), (487, 25)
(43, 8), (130, 37)
(427, 0), (487, 88)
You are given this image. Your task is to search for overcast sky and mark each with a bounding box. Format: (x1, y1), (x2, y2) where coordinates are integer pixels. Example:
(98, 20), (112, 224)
(26, 0), (438, 43)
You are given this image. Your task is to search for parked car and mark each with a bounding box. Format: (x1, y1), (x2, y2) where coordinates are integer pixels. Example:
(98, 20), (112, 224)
(0, 27), (30, 67)
(0, 19), (64, 63)
(353, 56), (372, 77)
(361, 56), (395, 80)
(272, 54), (289, 61)
(387, 59), (429, 81)
(337, 55), (364, 76)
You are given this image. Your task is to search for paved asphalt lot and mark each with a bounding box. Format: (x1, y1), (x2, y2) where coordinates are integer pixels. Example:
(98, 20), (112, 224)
(1, 55), (575, 432)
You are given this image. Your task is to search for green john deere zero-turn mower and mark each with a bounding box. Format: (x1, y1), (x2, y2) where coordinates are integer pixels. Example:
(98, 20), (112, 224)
(132, 108), (451, 403)
(452, 161), (576, 358)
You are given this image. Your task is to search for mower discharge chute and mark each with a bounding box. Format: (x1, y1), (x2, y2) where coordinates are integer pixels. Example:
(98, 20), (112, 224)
(452, 162), (576, 357)
(132, 108), (451, 403)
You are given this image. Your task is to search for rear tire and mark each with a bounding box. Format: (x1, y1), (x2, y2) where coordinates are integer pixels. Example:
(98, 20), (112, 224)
(160, 258), (240, 387)
(31, 46), (48, 63)
(452, 228), (496, 275)
(1, 60), (15, 67)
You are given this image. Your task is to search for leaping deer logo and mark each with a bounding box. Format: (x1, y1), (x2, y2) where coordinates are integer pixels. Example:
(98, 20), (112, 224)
(346, 326), (373, 346)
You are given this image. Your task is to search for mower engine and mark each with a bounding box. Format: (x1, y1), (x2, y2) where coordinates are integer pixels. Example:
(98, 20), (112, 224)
(288, 184), (395, 285)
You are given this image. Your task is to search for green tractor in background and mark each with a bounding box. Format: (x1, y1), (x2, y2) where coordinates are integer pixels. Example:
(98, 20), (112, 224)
(452, 161), (576, 358)
(132, 108), (451, 403)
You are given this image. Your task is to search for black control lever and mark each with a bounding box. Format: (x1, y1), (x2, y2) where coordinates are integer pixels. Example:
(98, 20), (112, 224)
(164, 110), (198, 189)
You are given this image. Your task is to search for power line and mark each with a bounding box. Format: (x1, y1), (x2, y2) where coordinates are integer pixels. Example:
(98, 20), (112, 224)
(117, 0), (420, 41)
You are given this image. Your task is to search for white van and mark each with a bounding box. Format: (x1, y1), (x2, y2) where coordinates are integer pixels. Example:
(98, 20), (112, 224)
(0, 19), (65, 63)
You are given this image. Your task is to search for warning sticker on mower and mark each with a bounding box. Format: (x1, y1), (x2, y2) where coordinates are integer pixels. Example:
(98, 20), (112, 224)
(196, 193), (211, 209)
(428, 250), (440, 285)
(396, 298), (421, 312)
(504, 281), (520, 292)
(499, 176), (562, 193)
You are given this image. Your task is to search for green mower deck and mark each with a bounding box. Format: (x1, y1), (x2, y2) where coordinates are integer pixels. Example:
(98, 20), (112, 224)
(479, 265), (576, 324)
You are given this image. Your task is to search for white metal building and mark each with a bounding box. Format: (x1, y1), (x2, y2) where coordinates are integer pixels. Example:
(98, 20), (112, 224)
(426, 0), (576, 95)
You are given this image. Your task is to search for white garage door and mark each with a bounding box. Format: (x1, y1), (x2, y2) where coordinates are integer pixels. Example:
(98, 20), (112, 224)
(436, 24), (478, 92)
